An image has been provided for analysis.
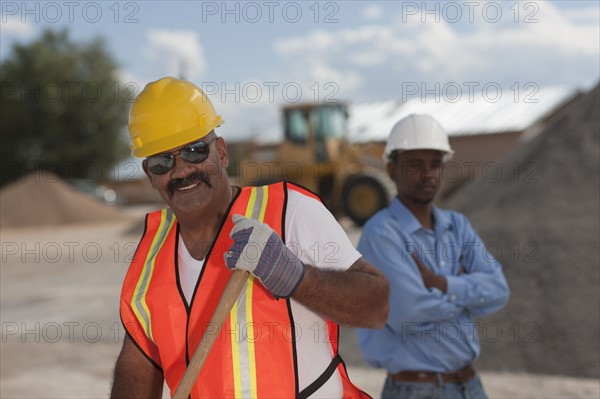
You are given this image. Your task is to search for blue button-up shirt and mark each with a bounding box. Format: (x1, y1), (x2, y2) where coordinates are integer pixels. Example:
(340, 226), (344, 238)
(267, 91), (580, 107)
(357, 197), (510, 373)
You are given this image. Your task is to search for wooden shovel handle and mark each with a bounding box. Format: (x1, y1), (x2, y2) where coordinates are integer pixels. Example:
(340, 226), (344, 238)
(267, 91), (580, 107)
(173, 270), (249, 399)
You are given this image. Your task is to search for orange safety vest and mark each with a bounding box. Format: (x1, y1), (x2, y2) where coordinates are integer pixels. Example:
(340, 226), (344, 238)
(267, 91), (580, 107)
(120, 182), (370, 398)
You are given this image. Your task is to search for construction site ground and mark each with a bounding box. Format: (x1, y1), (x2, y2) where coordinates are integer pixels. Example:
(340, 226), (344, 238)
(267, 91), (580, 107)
(1, 209), (598, 399)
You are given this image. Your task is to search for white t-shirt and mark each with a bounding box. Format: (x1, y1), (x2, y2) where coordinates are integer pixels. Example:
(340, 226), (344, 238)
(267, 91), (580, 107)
(178, 190), (361, 398)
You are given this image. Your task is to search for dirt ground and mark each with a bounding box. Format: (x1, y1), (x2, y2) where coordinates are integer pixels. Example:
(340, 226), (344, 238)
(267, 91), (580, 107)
(1, 213), (599, 398)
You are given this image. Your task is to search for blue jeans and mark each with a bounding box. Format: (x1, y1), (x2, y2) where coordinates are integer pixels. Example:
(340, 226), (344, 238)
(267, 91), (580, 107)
(381, 374), (488, 399)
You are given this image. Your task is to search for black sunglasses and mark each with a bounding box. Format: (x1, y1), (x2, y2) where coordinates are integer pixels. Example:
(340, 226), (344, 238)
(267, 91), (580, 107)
(146, 136), (218, 175)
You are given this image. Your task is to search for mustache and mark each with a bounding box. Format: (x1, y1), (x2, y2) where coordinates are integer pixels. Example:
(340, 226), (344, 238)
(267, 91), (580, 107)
(167, 172), (212, 198)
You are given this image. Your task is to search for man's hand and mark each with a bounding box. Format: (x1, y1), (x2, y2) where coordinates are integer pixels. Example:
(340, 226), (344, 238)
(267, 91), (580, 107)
(224, 214), (304, 298)
(411, 253), (448, 293)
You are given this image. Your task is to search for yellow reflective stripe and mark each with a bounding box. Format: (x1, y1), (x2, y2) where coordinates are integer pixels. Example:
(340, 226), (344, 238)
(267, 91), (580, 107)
(246, 274), (257, 397)
(231, 187), (254, 398)
(230, 186), (267, 398)
(245, 187), (257, 218)
(131, 212), (166, 343)
(247, 185), (266, 395)
(230, 294), (242, 398)
(249, 186), (267, 397)
(131, 209), (175, 344)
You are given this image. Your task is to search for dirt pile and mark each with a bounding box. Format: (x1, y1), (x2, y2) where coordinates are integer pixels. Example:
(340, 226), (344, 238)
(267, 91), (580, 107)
(445, 85), (600, 378)
(0, 172), (123, 228)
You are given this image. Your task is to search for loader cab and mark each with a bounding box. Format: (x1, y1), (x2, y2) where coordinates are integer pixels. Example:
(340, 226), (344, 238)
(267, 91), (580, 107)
(283, 103), (348, 162)
(237, 102), (392, 226)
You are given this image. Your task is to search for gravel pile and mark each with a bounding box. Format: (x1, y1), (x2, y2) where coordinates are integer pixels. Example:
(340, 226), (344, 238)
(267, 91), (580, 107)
(445, 84), (600, 378)
(0, 172), (122, 228)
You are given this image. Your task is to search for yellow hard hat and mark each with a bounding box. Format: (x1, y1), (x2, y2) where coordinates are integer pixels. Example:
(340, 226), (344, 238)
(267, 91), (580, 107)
(128, 77), (224, 157)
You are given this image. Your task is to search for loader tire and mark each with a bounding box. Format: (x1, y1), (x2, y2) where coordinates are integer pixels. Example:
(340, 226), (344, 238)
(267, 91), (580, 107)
(342, 173), (393, 226)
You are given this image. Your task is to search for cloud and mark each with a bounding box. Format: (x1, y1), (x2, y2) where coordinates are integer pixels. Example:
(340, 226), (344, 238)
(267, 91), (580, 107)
(563, 5), (600, 25)
(273, 0), (599, 100)
(0, 15), (34, 37)
(143, 29), (206, 80)
(274, 25), (397, 95)
(275, 29), (336, 55)
(215, 98), (280, 142)
(348, 51), (387, 67)
(114, 68), (139, 85)
(450, 1), (600, 84)
(214, 1), (598, 141)
(362, 5), (383, 21)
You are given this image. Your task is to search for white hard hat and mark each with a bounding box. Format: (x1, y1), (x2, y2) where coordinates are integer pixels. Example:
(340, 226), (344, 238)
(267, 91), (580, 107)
(384, 114), (454, 162)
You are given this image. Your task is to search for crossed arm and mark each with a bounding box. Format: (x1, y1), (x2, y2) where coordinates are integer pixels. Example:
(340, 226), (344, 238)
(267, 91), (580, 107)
(359, 223), (509, 332)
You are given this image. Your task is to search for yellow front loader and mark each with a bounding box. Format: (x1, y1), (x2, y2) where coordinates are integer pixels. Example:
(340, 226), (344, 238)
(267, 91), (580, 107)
(237, 103), (394, 226)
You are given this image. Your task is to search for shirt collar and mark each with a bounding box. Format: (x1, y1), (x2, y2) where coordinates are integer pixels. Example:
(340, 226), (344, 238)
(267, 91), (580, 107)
(389, 197), (423, 234)
(389, 197), (452, 234)
(432, 205), (453, 232)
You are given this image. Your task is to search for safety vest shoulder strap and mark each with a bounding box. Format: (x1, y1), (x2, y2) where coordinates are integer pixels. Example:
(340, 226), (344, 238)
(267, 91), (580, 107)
(284, 181), (322, 202)
(120, 207), (177, 370)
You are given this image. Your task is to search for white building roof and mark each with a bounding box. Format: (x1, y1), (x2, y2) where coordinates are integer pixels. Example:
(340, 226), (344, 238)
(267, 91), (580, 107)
(348, 86), (578, 142)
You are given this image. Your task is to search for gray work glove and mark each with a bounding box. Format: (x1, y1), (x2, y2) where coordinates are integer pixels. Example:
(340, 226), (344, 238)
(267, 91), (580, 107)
(224, 214), (305, 298)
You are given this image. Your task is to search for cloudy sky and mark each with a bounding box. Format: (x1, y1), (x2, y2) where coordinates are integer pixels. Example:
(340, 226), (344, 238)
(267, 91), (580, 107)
(1, 0), (599, 141)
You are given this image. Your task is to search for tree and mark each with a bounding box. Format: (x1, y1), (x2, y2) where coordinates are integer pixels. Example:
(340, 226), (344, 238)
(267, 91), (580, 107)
(0, 29), (131, 186)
